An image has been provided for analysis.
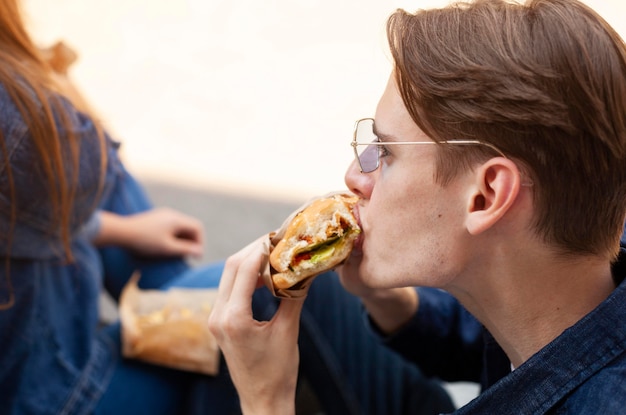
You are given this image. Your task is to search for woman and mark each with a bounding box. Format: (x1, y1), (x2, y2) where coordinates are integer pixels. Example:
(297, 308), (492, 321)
(0, 1), (239, 413)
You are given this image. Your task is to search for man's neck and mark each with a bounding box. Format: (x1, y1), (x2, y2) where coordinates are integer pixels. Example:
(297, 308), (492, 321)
(448, 250), (616, 368)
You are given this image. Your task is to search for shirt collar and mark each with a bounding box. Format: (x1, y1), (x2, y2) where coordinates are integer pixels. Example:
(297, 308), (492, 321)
(456, 259), (626, 414)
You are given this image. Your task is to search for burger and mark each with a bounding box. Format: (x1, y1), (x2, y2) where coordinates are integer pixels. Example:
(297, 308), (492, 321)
(269, 193), (361, 289)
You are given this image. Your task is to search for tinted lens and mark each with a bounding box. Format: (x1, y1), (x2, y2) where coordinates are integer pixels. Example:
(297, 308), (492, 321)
(358, 145), (379, 173)
(355, 119), (379, 172)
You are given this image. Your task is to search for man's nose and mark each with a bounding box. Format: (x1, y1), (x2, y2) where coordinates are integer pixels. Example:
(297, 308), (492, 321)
(344, 158), (374, 199)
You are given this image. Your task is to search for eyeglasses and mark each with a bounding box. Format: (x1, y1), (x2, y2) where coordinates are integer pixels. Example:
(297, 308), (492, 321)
(351, 118), (506, 173)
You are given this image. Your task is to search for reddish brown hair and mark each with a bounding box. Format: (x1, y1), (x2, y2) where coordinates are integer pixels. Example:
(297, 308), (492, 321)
(0, 2), (106, 264)
(387, 0), (626, 259)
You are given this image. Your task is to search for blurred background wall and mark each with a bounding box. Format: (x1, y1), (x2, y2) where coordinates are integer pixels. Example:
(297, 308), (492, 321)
(22, 0), (626, 203)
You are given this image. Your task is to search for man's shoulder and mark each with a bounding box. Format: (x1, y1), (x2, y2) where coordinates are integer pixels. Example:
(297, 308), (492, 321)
(551, 354), (626, 413)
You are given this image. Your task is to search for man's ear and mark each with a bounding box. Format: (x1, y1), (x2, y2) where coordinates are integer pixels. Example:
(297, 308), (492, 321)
(465, 158), (522, 235)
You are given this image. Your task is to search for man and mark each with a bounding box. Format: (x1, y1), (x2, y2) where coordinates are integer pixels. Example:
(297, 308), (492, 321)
(209, 0), (626, 413)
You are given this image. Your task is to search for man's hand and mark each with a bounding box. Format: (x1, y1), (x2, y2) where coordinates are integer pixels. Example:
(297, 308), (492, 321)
(208, 237), (303, 415)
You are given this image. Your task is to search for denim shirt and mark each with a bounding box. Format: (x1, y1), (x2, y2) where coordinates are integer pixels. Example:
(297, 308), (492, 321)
(456, 275), (626, 414)
(0, 84), (122, 414)
(379, 251), (626, 414)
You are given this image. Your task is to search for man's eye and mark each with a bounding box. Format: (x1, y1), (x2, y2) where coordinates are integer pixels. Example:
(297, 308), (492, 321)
(378, 145), (390, 158)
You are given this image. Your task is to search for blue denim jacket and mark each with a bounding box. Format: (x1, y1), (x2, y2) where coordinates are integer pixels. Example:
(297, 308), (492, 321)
(0, 84), (122, 414)
(383, 251), (626, 414)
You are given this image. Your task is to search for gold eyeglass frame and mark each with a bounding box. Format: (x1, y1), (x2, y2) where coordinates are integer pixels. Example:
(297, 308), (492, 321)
(351, 117), (507, 174)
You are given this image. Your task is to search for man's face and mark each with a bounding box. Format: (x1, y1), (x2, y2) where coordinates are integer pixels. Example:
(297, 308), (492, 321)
(344, 76), (472, 289)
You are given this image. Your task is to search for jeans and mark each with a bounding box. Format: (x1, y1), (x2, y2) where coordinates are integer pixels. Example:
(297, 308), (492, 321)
(93, 164), (241, 414)
(93, 164), (453, 414)
(168, 267), (455, 415)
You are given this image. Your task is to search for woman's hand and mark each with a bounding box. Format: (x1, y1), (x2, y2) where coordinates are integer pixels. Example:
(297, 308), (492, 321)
(208, 237), (304, 415)
(93, 208), (204, 258)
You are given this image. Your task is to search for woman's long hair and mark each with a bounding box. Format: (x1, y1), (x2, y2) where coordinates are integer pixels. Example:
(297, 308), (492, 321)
(0, 0), (107, 309)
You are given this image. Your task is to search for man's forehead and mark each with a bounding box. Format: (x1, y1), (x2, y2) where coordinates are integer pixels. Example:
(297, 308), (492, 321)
(374, 76), (429, 142)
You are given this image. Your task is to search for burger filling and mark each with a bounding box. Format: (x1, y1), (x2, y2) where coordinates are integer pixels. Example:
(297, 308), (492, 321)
(286, 214), (360, 272)
(289, 227), (358, 272)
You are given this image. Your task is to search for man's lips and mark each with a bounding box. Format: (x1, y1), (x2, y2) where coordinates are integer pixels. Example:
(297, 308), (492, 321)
(352, 204), (364, 253)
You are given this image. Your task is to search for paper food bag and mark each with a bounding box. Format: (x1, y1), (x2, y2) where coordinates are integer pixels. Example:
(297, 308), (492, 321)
(119, 274), (220, 375)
